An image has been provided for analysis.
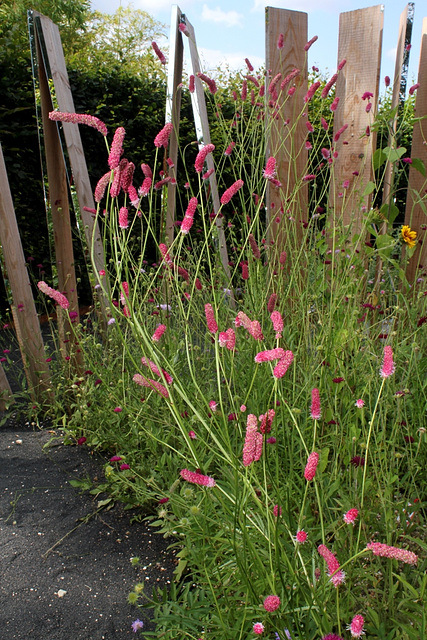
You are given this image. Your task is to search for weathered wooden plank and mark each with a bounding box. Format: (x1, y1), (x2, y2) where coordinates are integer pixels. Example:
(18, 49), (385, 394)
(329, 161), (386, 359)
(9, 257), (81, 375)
(0, 361), (14, 410)
(382, 4), (412, 213)
(36, 32), (83, 370)
(0, 144), (52, 403)
(403, 17), (427, 284)
(33, 11), (109, 323)
(329, 5), (383, 236)
(265, 7), (308, 254)
(164, 5), (184, 245)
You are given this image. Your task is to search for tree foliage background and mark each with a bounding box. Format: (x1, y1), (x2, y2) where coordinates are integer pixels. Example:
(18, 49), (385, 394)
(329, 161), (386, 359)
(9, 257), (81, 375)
(0, 0), (196, 313)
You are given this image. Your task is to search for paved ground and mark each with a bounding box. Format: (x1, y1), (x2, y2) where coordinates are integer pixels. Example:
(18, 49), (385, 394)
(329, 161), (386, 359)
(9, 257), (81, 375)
(0, 419), (175, 639)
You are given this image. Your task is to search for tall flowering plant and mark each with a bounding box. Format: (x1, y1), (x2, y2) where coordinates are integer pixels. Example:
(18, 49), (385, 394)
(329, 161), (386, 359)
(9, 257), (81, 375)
(43, 35), (426, 640)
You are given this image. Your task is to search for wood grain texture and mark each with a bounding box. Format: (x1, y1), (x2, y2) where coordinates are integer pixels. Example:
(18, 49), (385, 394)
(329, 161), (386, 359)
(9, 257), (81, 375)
(382, 5), (410, 211)
(403, 18), (427, 284)
(165, 6), (184, 245)
(0, 144), (51, 403)
(37, 33), (82, 370)
(34, 12), (109, 323)
(265, 7), (308, 255)
(329, 5), (383, 236)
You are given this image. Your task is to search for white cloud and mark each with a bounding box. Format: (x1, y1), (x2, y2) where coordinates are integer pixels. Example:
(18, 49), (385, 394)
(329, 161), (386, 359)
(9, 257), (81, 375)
(196, 46), (263, 74)
(201, 4), (243, 28)
(387, 47), (397, 60)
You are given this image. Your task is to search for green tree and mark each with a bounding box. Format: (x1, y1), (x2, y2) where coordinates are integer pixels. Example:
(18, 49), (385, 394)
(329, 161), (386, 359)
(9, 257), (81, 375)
(68, 6), (167, 77)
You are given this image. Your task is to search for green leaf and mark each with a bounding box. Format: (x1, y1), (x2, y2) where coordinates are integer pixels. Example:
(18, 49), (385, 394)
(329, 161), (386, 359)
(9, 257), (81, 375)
(373, 148), (387, 170)
(380, 202), (399, 224)
(383, 146), (407, 162)
(363, 181), (376, 196)
(410, 157), (426, 177)
(319, 447), (329, 473)
(376, 233), (395, 259)
(97, 498), (113, 508)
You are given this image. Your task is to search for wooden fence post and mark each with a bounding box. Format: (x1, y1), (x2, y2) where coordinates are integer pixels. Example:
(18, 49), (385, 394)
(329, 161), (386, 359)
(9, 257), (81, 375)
(0, 362), (14, 411)
(403, 17), (427, 285)
(329, 5), (384, 237)
(265, 7), (308, 258)
(36, 32), (83, 370)
(164, 5), (184, 245)
(0, 144), (52, 404)
(32, 11), (109, 325)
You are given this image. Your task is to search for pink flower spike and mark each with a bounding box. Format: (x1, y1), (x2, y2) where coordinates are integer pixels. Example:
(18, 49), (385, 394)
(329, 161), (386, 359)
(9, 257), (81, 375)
(224, 141), (236, 156)
(270, 310), (283, 335)
(318, 544), (345, 586)
(152, 41), (166, 64)
(355, 399), (365, 408)
(321, 73), (338, 99)
(118, 206), (128, 229)
(152, 324), (167, 342)
(245, 57), (254, 71)
(255, 348), (285, 363)
(37, 281), (69, 309)
(180, 468), (215, 488)
(344, 508), (359, 525)
(154, 122), (173, 149)
(330, 96), (340, 112)
(273, 350), (294, 379)
(196, 72), (218, 94)
(409, 83), (420, 95)
(108, 127), (125, 169)
(243, 414), (261, 466)
(195, 144), (215, 173)
(133, 374), (170, 399)
(140, 356), (173, 384)
(209, 400), (217, 412)
(263, 156), (277, 180)
(277, 33), (284, 49)
(296, 530), (308, 544)
(48, 111), (108, 136)
(304, 451), (319, 481)
(366, 542), (418, 565)
(334, 123), (348, 142)
(248, 233), (261, 259)
(263, 595), (280, 612)
(348, 614), (365, 638)
(310, 388), (321, 420)
(253, 623), (264, 635)
(380, 345), (395, 378)
(304, 35), (318, 51)
(384, 75), (390, 87)
(220, 179), (244, 205)
(205, 303), (218, 333)
(267, 293), (277, 312)
(189, 74), (195, 93)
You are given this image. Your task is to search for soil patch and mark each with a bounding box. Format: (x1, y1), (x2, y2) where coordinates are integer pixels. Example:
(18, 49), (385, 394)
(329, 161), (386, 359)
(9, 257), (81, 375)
(0, 421), (174, 639)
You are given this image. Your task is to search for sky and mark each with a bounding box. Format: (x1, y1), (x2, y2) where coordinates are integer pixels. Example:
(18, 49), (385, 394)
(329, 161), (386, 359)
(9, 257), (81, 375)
(90, 0), (424, 89)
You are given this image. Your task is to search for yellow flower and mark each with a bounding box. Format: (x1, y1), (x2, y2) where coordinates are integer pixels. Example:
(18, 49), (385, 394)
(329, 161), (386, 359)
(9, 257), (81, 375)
(401, 225), (417, 248)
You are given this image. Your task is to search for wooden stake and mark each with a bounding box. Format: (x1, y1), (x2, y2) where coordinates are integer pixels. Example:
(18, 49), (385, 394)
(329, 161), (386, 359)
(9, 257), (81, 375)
(330, 5), (384, 237)
(0, 144), (52, 404)
(403, 18), (427, 285)
(265, 7), (308, 256)
(165, 5), (184, 245)
(36, 33), (83, 371)
(33, 12), (109, 324)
